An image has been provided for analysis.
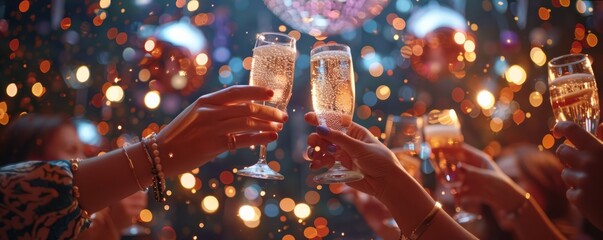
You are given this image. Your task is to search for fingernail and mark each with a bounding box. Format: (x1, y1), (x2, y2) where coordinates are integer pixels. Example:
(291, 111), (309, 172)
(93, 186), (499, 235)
(283, 114), (289, 122)
(269, 132), (278, 140)
(327, 144), (337, 154)
(276, 123), (283, 131)
(266, 90), (274, 97)
(317, 125), (330, 136)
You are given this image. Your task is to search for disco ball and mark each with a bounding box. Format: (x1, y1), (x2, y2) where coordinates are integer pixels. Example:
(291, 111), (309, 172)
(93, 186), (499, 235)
(264, 0), (389, 37)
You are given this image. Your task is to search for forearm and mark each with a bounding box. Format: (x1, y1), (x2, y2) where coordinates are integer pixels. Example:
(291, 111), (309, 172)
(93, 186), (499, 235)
(76, 142), (154, 213)
(511, 197), (566, 240)
(377, 169), (476, 239)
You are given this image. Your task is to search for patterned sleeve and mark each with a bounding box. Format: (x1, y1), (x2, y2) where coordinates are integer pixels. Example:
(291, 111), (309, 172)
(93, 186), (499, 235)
(0, 160), (90, 239)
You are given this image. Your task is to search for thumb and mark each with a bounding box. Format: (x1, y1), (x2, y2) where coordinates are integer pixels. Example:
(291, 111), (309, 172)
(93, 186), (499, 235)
(316, 125), (366, 155)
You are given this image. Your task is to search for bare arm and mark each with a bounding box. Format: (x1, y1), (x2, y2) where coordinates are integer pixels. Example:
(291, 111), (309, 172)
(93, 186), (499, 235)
(377, 169), (476, 240)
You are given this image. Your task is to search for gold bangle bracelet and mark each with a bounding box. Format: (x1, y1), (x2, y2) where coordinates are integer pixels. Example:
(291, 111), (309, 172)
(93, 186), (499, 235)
(123, 145), (145, 191)
(401, 202), (442, 240)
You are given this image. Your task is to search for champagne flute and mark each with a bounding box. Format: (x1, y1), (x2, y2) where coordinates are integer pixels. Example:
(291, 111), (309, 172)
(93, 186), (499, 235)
(424, 109), (477, 224)
(310, 43), (363, 184)
(548, 54), (599, 134)
(237, 32), (296, 180)
(384, 114), (422, 178)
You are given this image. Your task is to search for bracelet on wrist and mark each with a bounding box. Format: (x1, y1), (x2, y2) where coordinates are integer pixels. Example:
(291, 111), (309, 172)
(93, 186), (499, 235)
(400, 201), (442, 240)
(142, 133), (166, 202)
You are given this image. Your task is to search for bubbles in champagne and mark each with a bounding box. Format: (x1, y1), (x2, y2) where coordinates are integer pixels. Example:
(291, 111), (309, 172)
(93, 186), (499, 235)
(549, 73), (600, 133)
(250, 45), (296, 110)
(310, 50), (355, 131)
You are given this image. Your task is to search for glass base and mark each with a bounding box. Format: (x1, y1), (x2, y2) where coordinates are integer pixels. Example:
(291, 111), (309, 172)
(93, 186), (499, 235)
(313, 165), (364, 184)
(237, 162), (284, 180)
(453, 210), (479, 224)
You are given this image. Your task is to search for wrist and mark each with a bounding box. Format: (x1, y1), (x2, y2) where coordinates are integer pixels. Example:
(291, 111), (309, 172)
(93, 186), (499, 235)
(376, 167), (436, 236)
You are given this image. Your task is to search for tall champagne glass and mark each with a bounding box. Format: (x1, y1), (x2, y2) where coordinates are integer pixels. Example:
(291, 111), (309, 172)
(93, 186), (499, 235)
(384, 114), (422, 178)
(237, 32), (296, 180)
(310, 43), (363, 184)
(548, 54), (599, 134)
(424, 109), (477, 224)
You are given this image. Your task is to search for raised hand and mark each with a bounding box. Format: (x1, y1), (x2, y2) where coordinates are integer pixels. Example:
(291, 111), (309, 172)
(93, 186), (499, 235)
(554, 121), (603, 230)
(157, 85), (288, 176)
(304, 112), (404, 197)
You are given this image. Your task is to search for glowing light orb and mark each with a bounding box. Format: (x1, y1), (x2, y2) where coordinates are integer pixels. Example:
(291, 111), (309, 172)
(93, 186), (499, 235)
(76, 66), (90, 83)
(105, 85), (124, 102)
(293, 203), (311, 219)
(180, 173), (196, 189)
(505, 65), (527, 85)
(6, 83), (17, 97)
(201, 196), (219, 214)
(239, 205), (261, 221)
(477, 90), (495, 110)
(144, 90), (161, 109)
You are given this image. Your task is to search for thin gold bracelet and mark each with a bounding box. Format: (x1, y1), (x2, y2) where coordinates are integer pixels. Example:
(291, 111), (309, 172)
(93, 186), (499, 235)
(400, 202), (442, 240)
(123, 145), (145, 191)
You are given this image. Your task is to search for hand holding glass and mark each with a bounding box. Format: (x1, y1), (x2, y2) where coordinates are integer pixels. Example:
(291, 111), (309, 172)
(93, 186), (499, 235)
(424, 109), (477, 224)
(310, 44), (363, 184)
(237, 32), (296, 180)
(548, 54), (599, 134)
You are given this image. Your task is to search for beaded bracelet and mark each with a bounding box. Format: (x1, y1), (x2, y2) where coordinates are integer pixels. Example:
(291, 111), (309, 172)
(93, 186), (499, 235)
(400, 202), (442, 240)
(142, 133), (166, 202)
(69, 159), (92, 229)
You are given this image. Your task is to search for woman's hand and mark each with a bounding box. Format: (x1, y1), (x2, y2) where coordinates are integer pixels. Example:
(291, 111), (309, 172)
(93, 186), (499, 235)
(554, 121), (603, 230)
(304, 112), (404, 197)
(158, 85), (288, 176)
(459, 144), (526, 212)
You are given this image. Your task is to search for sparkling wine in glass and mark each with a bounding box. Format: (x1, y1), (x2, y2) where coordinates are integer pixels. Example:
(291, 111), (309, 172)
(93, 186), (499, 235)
(237, 32), (296, 180)
(424, 109), (477, 224)
(384, 114), (422, 178)
(548, 54), (599, 134)
(311, 43), (364, 184)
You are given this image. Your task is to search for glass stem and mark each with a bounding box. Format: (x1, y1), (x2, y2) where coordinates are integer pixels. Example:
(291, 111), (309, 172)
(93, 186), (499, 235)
(258, 144), (268, 164)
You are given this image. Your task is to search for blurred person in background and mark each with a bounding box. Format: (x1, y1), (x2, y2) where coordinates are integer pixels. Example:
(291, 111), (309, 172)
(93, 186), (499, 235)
(0, 113), (147, 240)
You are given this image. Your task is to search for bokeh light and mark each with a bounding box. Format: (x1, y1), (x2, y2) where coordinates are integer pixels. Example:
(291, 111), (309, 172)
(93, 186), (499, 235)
(180, 173), (196, 189)
(105, 86), (124, 103)
(505, 65), (527, 85)
(201, 196), (219, 214)
(139, 209), (153, 222)
(293, 203), (311, 219)
(144, 90), (161, 109)
(477, 90), (495, 109)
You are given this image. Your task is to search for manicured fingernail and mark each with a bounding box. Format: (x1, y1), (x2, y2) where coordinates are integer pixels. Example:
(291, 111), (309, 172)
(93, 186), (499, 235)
(269, 132), (278, 140)
(317, 125), (330, 136)
(276, 123), (283, 130)
(327, 144), (337, 153)
(266, 90), (274, 97)
(283, 114), (289, 122)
